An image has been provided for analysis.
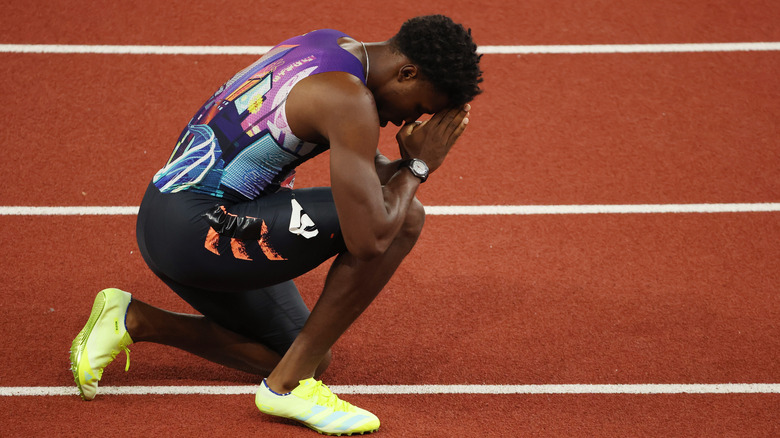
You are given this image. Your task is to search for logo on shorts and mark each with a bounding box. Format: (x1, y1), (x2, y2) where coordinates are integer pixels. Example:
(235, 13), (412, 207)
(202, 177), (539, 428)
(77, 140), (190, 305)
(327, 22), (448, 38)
(289, 199), (318, 239)
(202, 205), (287, 261)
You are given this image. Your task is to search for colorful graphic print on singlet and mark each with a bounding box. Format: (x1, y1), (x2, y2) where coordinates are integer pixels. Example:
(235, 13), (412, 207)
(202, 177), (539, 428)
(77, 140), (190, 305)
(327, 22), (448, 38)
(152, 30), (365, 201)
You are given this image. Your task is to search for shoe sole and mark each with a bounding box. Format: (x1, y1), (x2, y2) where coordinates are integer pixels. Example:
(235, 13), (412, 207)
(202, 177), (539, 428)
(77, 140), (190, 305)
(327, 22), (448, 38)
(301, 423), (379, 436)
(69, 290), (110, 400)
(260, 409), (380, 436)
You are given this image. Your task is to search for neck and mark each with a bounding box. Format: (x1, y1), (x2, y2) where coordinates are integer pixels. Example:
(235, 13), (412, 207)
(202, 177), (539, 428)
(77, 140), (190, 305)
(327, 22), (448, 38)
(361, 41), (409, 92)
(361, 41), (370, 83)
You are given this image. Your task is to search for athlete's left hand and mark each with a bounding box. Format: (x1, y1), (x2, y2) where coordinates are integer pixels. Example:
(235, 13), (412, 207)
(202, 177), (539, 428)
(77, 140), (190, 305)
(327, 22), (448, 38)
(395, 104), (470, 174)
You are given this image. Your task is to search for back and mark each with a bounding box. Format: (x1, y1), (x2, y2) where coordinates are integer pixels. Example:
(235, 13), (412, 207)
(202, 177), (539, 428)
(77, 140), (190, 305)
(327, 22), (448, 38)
(153, 29), (367, 201)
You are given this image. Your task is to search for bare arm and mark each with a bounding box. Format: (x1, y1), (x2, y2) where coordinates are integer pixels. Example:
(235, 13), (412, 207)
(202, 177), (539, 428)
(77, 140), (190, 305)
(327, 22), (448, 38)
(329, 126), (422, 259)
(374, 150), (400, 185)
(286, 73), (470, 259)
(286, 73), (422, 259)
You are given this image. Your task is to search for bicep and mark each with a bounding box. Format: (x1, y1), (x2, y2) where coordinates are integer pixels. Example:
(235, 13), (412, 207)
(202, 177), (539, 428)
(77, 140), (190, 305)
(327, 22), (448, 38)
(326, 103), (390, 257)
(286, 73), (389, 257)
(329, 142), (384, 236)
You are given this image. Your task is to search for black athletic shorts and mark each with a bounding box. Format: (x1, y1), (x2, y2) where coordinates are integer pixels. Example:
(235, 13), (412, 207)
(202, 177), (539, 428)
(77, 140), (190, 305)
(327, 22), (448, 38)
(136, 182), (346, 355)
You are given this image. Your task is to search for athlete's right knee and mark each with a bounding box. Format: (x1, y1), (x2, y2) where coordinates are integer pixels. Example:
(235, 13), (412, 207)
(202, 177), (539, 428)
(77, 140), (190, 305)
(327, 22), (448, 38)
(399, 197), (426, 246)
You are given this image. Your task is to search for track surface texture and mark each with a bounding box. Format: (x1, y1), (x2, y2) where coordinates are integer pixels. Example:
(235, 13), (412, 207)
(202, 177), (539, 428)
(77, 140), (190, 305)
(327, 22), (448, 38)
(1, 0), (778, 437)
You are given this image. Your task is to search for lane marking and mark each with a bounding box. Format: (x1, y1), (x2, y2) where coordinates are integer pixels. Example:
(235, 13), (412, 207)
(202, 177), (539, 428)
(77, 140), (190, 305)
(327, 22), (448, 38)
(478, 42), (780, 54)
(0, 42), (779, 55)
(427, 203), (780, 215)
(3, 383), (779, 396)
(0, 203), (778, 216)
(0, 206), (140, 215)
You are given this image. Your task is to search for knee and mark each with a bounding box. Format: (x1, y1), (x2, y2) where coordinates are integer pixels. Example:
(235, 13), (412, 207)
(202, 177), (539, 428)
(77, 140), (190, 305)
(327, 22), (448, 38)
(399, 197), (426, 244)
(349, 198), (426, 260)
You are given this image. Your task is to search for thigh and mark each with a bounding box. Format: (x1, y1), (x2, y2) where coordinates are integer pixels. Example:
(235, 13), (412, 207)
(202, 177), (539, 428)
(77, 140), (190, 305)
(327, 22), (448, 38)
(202, 187), (347, 288)
(138, 184), (346, 292)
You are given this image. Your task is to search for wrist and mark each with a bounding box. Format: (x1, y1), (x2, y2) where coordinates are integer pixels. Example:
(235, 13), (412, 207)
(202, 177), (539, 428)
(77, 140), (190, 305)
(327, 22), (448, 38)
(398, 158), (429, 183)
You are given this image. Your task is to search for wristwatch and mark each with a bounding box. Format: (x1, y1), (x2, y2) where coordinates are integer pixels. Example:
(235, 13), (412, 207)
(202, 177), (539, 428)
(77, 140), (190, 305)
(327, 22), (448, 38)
(400, 158), (429, 183)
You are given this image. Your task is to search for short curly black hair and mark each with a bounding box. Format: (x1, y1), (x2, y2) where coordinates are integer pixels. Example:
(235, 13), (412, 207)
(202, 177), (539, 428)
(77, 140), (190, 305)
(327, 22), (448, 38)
(390, 15), (483, 106)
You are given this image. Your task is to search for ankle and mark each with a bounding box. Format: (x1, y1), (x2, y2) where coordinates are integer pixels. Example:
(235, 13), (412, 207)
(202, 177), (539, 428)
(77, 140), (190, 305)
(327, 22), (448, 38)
(124, 300), (142, 340)
(265, 374), (307, 394)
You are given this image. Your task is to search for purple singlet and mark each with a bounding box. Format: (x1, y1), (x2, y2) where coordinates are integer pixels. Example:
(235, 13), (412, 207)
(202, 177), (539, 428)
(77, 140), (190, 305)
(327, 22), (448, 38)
(153, 29), (367, 201)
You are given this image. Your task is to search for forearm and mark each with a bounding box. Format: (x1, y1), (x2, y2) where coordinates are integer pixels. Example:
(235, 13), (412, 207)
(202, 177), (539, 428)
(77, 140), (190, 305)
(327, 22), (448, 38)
(331, 150), (421, 260)
(373, 165), (422, 251)
(375, 150), (424, 237)
(374, 150), (400, 185)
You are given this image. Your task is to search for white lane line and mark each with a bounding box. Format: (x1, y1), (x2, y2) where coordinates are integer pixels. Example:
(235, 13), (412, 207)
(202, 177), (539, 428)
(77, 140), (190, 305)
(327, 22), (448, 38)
(0, 44), (275, 55)
(1, 42), (779, 55)
(478, 42), (780, 54)
(3, 383), (779, 396)
(0, 204), (778, 216)
(425, 203), (780, 215)
(0, 206), (139, 215)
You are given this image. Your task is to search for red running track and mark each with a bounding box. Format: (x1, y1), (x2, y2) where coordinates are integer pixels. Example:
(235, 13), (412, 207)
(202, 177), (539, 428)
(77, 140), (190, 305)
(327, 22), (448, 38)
(1, 52), (778, 206)
(1, 214), (778, 386)
(2, 0), (780, 45)
(3, 394), (779, 437)
(1, 0), (778, 436)
(1, 213), (778, 436)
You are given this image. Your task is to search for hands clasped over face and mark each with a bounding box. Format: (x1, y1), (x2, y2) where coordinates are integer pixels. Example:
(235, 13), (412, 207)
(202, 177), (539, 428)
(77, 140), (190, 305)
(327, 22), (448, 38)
(395, 104), (471, 174)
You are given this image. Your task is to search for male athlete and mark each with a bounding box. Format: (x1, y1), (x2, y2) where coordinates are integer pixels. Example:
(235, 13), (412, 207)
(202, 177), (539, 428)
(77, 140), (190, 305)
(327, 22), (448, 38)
(70, 15), (482, 435)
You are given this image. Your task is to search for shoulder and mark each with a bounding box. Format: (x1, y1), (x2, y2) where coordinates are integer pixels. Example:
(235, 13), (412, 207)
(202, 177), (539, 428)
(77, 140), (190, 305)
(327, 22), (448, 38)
(287, 72), (379, 143)
(300, 71), (373, 109)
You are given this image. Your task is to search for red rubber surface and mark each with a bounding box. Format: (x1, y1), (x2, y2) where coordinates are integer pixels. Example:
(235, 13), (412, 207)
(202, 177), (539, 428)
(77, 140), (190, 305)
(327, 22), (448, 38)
(1, 1), (778, 436)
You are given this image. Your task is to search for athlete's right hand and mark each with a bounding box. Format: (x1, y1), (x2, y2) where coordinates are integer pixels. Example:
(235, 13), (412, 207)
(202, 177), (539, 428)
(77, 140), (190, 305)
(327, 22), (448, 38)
(395, 104), (471, 173)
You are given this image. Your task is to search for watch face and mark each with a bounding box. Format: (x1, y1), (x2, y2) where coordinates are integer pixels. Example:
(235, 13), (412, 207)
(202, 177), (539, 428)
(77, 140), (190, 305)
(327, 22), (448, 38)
(411, 160), (427, 175)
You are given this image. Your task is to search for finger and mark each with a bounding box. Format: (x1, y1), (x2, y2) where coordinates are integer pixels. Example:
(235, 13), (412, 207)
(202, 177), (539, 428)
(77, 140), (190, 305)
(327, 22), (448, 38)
(442, 104), (472, 128)
(446, 112), (470, 146)
(426, 106), (458, 128)
(439, 107), (469, 136)
(426, 104), (470, 132)
(399, 120), (418, 136)
(440, 106), (464, 127)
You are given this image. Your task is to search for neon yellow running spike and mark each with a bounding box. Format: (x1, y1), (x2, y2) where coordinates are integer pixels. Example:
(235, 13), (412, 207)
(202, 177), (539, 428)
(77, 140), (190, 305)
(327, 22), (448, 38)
(256, 378), (380, 436)
(69, 288), (133, 401)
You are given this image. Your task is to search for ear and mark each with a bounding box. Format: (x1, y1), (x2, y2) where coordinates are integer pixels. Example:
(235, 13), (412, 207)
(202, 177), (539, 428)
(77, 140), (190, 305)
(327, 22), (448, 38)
(397, 64), (419, 82)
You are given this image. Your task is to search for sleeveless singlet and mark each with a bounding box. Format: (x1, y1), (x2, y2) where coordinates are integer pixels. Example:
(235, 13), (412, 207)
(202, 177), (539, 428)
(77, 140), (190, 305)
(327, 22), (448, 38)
(152, 29), (367, 201)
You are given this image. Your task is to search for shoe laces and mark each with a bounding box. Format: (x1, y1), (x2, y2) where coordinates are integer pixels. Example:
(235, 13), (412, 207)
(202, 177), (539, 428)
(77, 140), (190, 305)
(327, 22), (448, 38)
(110, 342), (132, 372)
(304, 380), (352, 412)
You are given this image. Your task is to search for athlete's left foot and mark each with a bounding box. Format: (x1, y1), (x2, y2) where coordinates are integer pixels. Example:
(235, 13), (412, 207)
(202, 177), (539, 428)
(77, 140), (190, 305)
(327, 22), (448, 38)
(70, 288), (133, 400)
